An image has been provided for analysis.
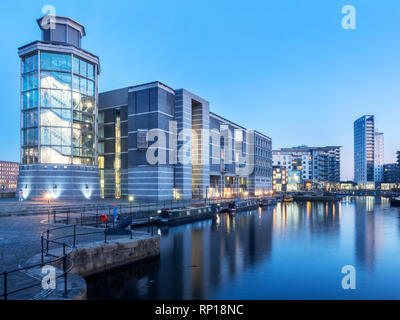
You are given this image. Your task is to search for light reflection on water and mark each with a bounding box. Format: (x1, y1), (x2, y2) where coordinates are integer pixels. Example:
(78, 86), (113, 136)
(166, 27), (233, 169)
(86, 197), (400, 300)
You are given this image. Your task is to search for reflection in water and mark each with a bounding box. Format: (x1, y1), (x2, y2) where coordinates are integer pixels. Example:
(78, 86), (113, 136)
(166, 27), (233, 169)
(87, 197), (400, 299)
(354, 196), (386, 271)
(273, 201), (341, 237)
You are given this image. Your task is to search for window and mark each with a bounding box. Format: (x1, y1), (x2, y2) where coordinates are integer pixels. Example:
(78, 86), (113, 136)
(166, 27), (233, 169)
(23, 54), (38, 73)
(41, 89), (71, 109)
(41, 52), (71, 72)
(23, 72), (38, 91)
(41, 71), (71, 89)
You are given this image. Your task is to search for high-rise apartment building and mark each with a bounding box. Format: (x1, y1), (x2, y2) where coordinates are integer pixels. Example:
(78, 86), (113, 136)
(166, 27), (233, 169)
(17, 16), (100, 199)
(374, 130), (384, 182)
(354, 115), (375, 183)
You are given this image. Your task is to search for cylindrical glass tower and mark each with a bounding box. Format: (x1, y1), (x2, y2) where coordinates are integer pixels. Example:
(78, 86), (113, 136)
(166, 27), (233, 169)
(17, 16), (100, 200)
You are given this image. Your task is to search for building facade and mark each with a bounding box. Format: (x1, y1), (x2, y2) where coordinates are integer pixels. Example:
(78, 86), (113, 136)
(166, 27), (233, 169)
(354, 115), (375, 183)
(0, 161), (19, 192)
(272, 146), (341, 183)
(374, 130), (384, 183)
(98, 82), (272, 200)
(383, 163), (399, 183)
(17, 16), (100, 199)
(272, 166), (287, 192)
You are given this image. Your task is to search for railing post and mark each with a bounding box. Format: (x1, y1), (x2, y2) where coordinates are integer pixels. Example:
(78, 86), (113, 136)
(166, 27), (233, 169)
(46, 230), (49, 254)
(53, 210), (56, 223)
(41, 236), (44, 266)
(96, 214), (98, 228)
(63, 243), (67, 296)
(104, 229), (107, 243)
(3, 272), (7, 300)
(73, 225), (76, 248)
(130, 221), (133, 240)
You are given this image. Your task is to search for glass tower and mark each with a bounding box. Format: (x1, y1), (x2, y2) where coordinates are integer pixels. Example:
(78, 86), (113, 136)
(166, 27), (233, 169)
(354, 115), (375, 184)
(17, 16), (100, 199)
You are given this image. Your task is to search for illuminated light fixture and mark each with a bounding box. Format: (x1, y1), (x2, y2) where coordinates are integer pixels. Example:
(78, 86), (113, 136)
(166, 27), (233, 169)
(129, 196), (134, 202)
(82, 184), (92, 199)
(44, 192), (52, 202)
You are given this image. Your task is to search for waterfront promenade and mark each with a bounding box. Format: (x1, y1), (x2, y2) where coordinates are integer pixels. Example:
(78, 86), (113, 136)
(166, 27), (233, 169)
(0, 202), (159, 300)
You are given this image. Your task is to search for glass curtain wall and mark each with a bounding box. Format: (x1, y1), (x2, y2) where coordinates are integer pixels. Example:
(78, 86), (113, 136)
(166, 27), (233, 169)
(21, 51), (96, 165)
(22, 54), (39, 164)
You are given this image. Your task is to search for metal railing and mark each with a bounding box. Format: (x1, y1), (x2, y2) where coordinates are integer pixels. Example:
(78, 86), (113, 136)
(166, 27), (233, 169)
(48, 196), (260, 227)
(1, 231), (73, 300)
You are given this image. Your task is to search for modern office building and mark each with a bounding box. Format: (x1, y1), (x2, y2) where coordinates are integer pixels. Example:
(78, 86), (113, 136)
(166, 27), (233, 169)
(272, 145), (341, 182)
(354, 115), (375, 183)
(98, 81), (272, 200)
(17, 16), (100, 199)
(0, 161), (19, 192)
(374, 130), (384, 182)
(383, 163), (399, 183)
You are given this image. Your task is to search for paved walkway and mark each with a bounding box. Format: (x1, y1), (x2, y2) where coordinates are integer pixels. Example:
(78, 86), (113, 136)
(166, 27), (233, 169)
(0, 213), (147, 299)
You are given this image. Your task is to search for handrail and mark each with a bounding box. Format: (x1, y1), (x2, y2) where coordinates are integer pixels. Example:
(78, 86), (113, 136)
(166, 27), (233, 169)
(0, 224), (78, 300)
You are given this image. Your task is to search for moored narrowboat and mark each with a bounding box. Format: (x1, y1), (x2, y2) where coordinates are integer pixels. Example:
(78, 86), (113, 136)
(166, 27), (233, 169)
(159, 205), (219, 226)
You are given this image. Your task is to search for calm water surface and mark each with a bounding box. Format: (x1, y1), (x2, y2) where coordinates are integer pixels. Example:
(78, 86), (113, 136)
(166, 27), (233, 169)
(87, 197), (400, 299)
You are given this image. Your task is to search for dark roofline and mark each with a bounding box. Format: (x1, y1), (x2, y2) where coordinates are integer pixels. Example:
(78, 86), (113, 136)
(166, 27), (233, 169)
(128, 81), (175, 93)
(36, 15), (86, 36)
(209, 112), (247, 131)
(0, 160), (20, 165)
(18, 40), (99, 59)
(273, 146), (342, 152)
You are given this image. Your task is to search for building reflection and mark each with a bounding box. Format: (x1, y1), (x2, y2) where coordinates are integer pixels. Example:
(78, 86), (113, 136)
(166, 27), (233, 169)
(85, 198), (398, 299)
(273, 201), (341, 237)
(353, 196), (383, 270)
(130, 209), (276, 299)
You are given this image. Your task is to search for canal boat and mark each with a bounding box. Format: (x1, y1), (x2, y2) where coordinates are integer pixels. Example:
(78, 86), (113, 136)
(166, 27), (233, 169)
(390, 197), (400, 207)
(225, 199), (259, 214)
(258, 197), (278, 207)
(283, 196), (294, 202)
(159, 205), (219, 226)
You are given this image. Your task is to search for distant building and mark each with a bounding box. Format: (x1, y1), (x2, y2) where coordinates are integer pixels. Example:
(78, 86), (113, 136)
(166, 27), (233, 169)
(272, 166), (287, 192)
(287, 170), (301, 191)
(397, 151), (400, 167)
(383, 163), (399, 183)
(354, 115), (375, 183)
(0, 161), (19, 192)
(272, 145), (341, 182)
(374, 130), (384, 182)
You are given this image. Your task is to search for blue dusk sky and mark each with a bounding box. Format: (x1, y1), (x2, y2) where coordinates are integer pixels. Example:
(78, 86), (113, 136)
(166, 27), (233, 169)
(0, 0), (399, 180)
